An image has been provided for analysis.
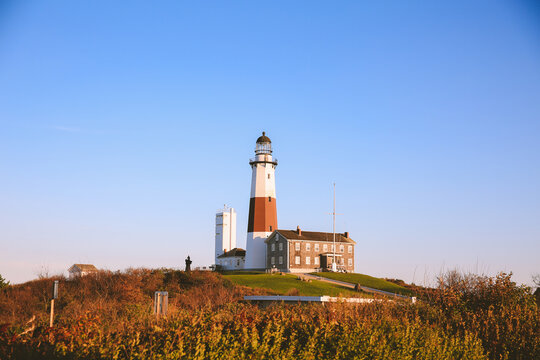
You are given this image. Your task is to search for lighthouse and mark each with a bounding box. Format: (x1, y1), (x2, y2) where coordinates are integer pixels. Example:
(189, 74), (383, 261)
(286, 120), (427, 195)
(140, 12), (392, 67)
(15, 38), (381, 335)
(245, 132), (278, 269)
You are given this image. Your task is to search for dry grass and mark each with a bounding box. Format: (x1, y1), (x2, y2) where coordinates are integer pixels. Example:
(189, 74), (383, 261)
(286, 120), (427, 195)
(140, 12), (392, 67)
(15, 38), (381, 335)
(0, 269), (538, 359)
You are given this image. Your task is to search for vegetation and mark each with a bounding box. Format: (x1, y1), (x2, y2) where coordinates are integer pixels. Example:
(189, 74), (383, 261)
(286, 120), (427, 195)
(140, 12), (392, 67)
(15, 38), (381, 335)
(313, 272), (413, 296)
(0, 303), (486, 359)
(0, 269), (538, 359)
(223, 273), (361, 297)
(0, 274), (9, 289)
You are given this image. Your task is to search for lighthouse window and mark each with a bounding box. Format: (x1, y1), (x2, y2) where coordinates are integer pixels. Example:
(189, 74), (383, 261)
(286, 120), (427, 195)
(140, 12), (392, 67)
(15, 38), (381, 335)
(268, 174), (270, 179)
(269, 226), (273, 231)
(268, 196), (272, 202)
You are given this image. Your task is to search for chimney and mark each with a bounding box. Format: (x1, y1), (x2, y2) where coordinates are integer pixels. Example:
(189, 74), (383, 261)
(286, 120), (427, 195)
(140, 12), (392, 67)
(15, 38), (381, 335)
(297, 226), (302, 236)
(344, 232), (349, 238)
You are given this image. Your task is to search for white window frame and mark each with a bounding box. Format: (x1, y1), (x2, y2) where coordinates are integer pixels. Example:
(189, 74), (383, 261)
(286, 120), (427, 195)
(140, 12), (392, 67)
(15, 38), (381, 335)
(323, 244), (328, 252)
(348, 258), (353, 267)
(314, 243), (319, 252)
(306, 257), (310, 265)
(271, 257), (275, 265)
(271, 243), (275, 252)
(340, 245), (344, 253)
(279, 256), (283, 264)
(306, 243), (311, 251)
(279, 243), (283, 251)
(314, 257), (319, 265)
(348, 245), (352, 254)
(295, 242), (300, 251)
(295, 256), (301, 265)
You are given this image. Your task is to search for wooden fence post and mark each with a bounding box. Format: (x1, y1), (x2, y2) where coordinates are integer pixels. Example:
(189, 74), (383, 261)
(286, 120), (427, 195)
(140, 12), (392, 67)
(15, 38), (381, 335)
(154, 291), (168, 319)
(50, 280), (58, 327)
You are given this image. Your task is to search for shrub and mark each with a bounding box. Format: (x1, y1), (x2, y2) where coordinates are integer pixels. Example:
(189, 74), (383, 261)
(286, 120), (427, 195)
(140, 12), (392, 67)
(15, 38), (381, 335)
(0, 303), (487, 359)
(0, 274), (9, 289)
(0, 269), (538, 359)
(430, 271), (539, 359)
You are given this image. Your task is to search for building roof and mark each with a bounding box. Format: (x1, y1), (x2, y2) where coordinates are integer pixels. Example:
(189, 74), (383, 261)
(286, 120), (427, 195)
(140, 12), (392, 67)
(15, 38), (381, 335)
(256, 131), (271, 143)
(68, 264), (98, 272)
(268, 229), (356, 244)
(217, 248), (246, 258)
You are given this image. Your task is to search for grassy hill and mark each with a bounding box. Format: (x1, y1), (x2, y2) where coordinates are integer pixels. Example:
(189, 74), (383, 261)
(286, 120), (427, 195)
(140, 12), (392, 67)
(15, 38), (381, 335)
(222, 272), (363, 297)
(0, 269), (537, 359)
(313, 272), (413, 296)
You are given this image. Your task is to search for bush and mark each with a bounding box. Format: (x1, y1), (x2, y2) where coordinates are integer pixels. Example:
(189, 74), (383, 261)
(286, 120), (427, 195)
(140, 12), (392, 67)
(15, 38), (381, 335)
(0, 269), (538, 359)
(0, 274), (9, 289)
(0, 303), (487, 359)
(430, 271), (539, 359)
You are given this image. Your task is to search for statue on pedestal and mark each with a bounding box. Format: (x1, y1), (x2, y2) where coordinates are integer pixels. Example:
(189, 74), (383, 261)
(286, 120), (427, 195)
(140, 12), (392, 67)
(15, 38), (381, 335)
(185, 256), (192, 273)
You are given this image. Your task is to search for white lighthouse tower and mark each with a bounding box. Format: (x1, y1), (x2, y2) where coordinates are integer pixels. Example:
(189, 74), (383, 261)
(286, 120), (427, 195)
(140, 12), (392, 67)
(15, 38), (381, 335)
(245, 132), (278, 269)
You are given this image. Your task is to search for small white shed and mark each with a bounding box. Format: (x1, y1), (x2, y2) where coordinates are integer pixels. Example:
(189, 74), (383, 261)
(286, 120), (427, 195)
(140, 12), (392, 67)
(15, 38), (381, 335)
(216, 248), (245, 270)
(68, 264), (98, 279)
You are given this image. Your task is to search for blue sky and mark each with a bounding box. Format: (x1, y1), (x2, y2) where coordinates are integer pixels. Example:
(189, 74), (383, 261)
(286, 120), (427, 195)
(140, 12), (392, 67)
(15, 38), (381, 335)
(1, 1), (539, 285)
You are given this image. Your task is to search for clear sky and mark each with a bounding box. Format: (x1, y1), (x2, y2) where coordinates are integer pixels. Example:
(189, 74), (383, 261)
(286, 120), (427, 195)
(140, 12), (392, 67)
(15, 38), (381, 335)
(1, 1), (539, 286)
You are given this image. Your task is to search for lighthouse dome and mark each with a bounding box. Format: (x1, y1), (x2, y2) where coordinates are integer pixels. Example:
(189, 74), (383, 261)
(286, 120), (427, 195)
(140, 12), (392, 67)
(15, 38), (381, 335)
(254, 132), (272, 155)
(256, 132), (271, 144)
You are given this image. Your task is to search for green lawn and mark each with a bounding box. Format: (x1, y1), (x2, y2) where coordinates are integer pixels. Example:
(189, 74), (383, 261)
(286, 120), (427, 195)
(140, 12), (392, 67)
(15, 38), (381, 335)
(312, 272), (413, 296)
(222, 273), (363, 297)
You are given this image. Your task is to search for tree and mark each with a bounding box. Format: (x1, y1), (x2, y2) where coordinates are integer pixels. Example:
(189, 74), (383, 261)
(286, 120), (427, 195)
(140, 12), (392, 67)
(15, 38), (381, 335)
(0, 274), (9, 289)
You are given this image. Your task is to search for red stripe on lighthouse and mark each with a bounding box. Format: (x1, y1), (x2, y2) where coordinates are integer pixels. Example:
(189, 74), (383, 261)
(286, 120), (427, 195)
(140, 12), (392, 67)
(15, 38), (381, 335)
(247, 197), (277, 233)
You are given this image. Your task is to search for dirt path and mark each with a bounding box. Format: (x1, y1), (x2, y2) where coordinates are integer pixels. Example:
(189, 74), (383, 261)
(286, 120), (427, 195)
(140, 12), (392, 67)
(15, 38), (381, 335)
(299, 273), (413, 301)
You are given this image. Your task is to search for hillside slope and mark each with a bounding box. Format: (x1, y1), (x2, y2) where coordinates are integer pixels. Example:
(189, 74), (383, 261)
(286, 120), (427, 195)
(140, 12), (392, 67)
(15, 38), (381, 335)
(0, 269), (260, 328)
(0, 270), (537, 359)
(313, 272), (413, 296)
(222, 272), (364, 297)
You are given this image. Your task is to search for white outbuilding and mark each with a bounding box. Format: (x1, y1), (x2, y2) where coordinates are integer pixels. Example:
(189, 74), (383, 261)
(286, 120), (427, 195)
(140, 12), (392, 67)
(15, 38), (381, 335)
(68, 264), (98, 279)
(216, 248), (246, 270)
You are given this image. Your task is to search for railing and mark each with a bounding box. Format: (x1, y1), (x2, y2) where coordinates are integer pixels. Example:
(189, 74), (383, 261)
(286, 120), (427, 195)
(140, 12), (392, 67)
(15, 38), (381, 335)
(249, 157), (278, 165)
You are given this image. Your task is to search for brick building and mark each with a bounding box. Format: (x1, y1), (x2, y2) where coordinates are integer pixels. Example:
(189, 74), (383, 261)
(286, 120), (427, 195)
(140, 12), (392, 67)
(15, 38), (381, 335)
(264, 227), (355, 273)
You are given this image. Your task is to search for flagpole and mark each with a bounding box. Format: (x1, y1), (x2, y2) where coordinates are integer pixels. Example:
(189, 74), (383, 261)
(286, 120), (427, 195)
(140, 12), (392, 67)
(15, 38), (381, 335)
(332, 183), (337, 272)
